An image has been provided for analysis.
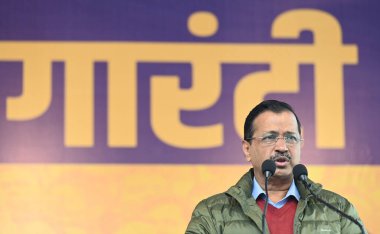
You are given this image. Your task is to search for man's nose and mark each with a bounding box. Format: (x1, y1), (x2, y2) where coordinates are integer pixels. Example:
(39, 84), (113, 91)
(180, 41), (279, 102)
(275, 137), (289, 151)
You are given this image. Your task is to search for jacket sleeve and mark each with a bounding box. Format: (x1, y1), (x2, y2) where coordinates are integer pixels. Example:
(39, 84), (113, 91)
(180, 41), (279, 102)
(340, 201), (368, 234)
(185, 200), (218, 234)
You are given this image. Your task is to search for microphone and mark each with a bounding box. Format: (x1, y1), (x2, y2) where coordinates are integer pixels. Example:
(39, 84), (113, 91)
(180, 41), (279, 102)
(293, 164), (365, 234)
(261, 160), (276, 234)
(262, 159), (276, 178)
(292, 164), (310, 188)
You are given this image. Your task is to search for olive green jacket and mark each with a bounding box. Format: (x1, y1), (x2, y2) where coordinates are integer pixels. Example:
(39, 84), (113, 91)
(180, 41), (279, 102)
(186, 169), (366, 234)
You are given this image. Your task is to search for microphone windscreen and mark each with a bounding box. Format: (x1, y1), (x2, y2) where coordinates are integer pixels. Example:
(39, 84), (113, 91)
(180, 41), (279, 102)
(261, 159), (276, 176)
(293, 164), (308, 180)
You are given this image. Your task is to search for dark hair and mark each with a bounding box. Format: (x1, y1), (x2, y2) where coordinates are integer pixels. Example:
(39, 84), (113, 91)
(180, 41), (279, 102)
(243, 100), (301, 141)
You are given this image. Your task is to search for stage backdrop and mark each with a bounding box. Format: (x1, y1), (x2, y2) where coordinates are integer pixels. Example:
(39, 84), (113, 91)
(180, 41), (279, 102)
(0, 1), (379, 233)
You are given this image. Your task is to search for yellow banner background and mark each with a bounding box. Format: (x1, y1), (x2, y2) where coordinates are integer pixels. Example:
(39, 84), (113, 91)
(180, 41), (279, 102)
(0, 164), (378, 234)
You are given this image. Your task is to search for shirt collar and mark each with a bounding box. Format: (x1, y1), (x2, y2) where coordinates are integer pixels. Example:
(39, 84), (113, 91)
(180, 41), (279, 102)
(252, 176), (300, 202)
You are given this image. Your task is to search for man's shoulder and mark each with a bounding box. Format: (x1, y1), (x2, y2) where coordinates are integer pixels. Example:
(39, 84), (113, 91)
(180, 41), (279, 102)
(318, 188), (350, 202)
(196, 191), (234, 209)
(192, 184), (248, 216)
(306, 179), (351, 205)
(314, 187), (354, 210)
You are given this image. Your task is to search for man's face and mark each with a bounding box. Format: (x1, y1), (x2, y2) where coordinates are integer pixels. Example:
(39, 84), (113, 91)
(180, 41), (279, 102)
(242, 110), (303, 180)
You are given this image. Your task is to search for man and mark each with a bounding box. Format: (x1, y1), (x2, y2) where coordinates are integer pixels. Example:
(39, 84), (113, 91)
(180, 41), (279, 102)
(186, 99), (366, 234)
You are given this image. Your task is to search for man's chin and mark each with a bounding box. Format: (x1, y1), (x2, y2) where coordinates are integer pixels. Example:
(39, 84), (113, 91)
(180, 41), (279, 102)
(273, 168), (292, 179)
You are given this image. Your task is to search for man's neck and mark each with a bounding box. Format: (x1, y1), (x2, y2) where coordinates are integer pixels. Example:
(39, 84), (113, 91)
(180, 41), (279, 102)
(256, 173), (293, 203)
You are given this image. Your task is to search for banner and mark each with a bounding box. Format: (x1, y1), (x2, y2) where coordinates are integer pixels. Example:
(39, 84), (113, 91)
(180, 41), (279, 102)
(0, 1), (379, 233)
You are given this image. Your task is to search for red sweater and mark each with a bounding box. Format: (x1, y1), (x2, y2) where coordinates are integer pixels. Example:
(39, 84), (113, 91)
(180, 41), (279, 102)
(256, 197), (298, 234)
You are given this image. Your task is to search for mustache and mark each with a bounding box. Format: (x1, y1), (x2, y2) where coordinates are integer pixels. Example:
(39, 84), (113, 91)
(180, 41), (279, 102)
(270, 153), (292, 161)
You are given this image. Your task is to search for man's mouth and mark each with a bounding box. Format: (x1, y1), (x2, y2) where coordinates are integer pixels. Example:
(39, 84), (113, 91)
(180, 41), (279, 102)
(270, 154), (291, 167)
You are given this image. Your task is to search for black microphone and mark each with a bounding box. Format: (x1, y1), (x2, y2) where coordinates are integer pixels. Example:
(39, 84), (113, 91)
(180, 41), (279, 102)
(293, 164), (310, 189)
(261, 160), (276, 234)
(262, 159), (276, 178)
(293, 164), (365, 234)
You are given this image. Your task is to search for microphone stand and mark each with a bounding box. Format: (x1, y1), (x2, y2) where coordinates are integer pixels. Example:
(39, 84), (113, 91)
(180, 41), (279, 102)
(262, 172), (270, 234)
(261, 159), (276, 234)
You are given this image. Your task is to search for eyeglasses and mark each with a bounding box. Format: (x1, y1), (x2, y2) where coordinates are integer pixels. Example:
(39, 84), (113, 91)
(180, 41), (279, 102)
(246, 134), (303, 146)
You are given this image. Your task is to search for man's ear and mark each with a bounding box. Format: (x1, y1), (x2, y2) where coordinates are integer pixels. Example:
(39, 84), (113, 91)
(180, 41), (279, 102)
(242, 140), (252, 162)
(300, 127), (305, 148)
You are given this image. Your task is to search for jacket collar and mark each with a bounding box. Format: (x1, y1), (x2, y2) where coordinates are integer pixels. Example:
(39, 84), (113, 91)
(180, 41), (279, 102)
(227, 168), (323, 201)
(225, 169), (263, 230)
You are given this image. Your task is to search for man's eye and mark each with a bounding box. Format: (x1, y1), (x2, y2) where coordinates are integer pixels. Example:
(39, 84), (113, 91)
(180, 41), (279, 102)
(262, 135), (277, 141)
(288, 135), (297, 140)
(286, 135), (298, 142)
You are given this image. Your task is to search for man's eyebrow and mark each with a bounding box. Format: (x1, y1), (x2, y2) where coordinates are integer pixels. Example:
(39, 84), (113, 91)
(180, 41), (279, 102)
(263, 131), (279, 135)
(263, 131), (297, 135)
